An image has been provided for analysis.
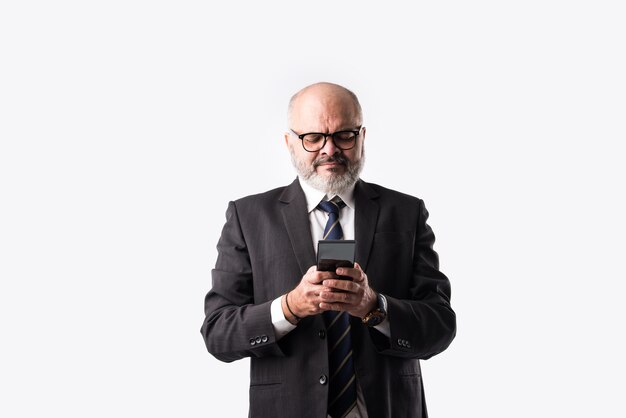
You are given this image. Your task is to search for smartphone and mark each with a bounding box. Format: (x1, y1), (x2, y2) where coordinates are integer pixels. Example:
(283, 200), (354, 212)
(317, 240), (356, 280)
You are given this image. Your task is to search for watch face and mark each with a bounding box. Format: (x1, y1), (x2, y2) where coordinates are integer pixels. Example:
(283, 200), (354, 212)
(365, 311), (385, 326)
(367, 316), (383, 326)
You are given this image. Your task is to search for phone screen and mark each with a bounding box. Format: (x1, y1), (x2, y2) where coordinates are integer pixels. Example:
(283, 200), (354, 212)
(317, 240), (356, 277)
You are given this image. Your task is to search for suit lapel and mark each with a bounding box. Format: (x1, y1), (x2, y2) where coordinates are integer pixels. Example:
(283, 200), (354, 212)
(354, 180), (380, 271)
(279, 178), (380, 275)
(280, 179), (317, 276)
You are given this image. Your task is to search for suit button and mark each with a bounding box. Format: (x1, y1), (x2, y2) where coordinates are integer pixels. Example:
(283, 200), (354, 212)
(255, 336), (262, 344)
(319, 375), (328, 385)
(250, 338), (256, 346)
(261, 335), (268, 343)
(318, 330), (326, 339)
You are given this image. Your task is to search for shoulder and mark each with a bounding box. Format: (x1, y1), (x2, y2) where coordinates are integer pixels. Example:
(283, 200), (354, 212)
(228, 178), (300, 213)
(357, 180), (424, 206)
(234, 185), (288, 206)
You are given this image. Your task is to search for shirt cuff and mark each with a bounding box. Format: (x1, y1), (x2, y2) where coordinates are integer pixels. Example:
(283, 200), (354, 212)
(271, 296), (297, 340)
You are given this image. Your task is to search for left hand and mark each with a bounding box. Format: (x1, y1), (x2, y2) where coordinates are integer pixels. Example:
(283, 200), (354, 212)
(319, 262), (377, 318)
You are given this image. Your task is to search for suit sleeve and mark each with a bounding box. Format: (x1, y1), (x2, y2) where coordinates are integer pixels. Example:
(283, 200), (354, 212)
(200, 201), (285, 362)
(369, 199), (456, 359)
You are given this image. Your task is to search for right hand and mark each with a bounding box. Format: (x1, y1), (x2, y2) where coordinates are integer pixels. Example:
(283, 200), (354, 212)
(284, 265), (338, 321)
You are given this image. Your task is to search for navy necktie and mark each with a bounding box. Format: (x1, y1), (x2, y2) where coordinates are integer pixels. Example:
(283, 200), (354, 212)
(318, 199), (357, 418)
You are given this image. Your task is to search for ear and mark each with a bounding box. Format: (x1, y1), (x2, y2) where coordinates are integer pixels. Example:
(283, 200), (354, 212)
(284, 131), (291, 147)
(360, 127), (366, 156)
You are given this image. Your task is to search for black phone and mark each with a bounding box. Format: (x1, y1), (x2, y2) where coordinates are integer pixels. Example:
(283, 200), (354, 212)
(317, 240), (356, 280)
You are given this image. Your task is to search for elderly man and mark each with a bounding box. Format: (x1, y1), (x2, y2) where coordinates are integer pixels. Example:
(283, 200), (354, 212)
(201, 82), (456, 418)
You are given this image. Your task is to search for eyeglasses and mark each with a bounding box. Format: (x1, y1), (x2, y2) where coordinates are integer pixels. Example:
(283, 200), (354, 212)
(290, 127), (362, 152)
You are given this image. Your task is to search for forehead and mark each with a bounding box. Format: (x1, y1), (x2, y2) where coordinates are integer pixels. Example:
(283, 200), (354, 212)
(291, 90), (360, 131)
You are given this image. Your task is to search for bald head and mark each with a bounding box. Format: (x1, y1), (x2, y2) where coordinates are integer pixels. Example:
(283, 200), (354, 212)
(287, 82), (363, 130)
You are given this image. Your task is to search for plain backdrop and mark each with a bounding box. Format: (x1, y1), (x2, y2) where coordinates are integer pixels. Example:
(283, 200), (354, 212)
(1, 1), (625, 417)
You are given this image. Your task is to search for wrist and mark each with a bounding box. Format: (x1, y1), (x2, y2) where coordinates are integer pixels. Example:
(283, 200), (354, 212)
(362, 292), (387, 327)
(283, 292), (301, 325)
(367, 289), (378, 311)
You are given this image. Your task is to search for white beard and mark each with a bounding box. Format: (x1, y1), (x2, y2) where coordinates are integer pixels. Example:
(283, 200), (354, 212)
(289, 147), (364, 195)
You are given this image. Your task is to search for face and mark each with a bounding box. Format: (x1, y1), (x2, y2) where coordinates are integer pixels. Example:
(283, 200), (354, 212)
(284, 86), (366, 195)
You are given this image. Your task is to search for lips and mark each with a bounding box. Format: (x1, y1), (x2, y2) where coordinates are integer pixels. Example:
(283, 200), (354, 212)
(314, 155), (348, 168)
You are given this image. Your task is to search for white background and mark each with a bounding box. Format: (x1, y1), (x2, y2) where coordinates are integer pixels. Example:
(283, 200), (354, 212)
(1, 1), (625, 417)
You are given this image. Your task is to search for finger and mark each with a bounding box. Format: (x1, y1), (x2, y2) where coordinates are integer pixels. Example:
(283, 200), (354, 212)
(322, 279), (357, 293)
(302, 265), (318, 283)
(319, 301), (350, 311)
(305, 270), (336, 284)
(335, 267), (360, 280)
(317, 271), (340, 284)
(351, 263), (367, 283)
(320, 289), (353, 304)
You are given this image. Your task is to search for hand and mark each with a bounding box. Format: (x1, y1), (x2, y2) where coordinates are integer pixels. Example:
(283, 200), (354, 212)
(318, 262), (377, 319)
(283, 265), (338, 323)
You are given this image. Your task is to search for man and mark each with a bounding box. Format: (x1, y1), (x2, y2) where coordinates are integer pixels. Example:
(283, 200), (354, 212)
(201, 82), (456, 418)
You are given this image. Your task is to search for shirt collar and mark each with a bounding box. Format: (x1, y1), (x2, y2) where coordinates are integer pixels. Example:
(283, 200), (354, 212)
(298, 176), (356, 213)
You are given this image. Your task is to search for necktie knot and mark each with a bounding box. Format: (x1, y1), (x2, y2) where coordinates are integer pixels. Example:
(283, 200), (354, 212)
(317, 199), (345, 215)
(318, 199), (345, 241)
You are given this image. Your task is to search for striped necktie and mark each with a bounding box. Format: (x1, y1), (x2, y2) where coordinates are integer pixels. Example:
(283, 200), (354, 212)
(317, 199), (358, 418)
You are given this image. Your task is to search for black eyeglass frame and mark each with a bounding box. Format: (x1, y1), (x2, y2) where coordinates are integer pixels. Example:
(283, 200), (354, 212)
(290, 127), (362, 152)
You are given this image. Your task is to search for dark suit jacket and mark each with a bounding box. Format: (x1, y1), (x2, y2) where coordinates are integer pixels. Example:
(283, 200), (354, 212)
(201, 179), (456, 418)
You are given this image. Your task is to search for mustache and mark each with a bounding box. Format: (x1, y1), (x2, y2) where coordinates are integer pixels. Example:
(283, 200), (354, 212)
(313, 154), (348, 168)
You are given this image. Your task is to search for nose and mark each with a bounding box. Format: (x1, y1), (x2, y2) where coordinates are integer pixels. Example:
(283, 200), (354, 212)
(320, 136), (339, 155)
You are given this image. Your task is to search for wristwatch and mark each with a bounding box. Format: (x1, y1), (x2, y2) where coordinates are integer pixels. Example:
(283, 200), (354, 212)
(362, 293), (387, 327)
